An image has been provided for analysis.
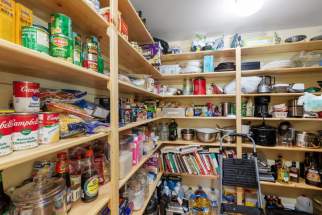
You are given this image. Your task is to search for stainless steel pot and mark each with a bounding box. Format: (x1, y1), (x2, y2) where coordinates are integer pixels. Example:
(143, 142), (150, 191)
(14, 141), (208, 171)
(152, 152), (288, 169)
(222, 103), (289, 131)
(181, 129), (195, 141)
(11, 177), (67, 215)
(218, 127), (237, 143)
(295, 131), (320, 148)
(196, 128), (219, 143)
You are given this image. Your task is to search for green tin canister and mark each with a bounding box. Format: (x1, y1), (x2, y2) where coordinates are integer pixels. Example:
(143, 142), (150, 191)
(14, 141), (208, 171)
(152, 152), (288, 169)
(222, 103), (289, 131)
(21, 25), (49, 54)
(50, 34), (73, 62)
(73, 32), (82, 66)
(50, 13), (72, 37)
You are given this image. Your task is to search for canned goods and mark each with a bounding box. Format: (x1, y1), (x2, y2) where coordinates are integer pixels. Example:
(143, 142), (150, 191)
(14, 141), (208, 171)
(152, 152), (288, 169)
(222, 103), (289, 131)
(73, 32), (82, 66)
(22, 25), (49, 54)
(13, 81), (40, 113)
(39, 112), (60, 144)
(82, 36), (98, 72)
(12, 113), (39, 151)
(50, 13), (72, 37)
(0, 114), (13, 156)
(50, 34), (73, 62)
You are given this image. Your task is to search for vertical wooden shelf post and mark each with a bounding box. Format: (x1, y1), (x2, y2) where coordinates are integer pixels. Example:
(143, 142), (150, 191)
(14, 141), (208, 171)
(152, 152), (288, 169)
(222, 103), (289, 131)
(109, 0), (119, 214)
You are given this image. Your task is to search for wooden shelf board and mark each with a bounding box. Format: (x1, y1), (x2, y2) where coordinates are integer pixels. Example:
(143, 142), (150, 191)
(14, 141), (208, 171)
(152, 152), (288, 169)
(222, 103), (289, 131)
(161, 140), (236, 148)
(161, 49), (236, 62)
(132, 172), (163, 215)
(242, 117), (322, 121)
(163, 94), (235, 98)
(118, 34), (162, 78)
(241, 93), (321, 97)
(241, 40), (322, 56)
(243, 144), (322, 152)
(119, 80), (161, 98)
(0, 132), (109, 170)
(160, 71), (236, 79)
(69, 182), (110, 215)
(118, 0), (154, 43)
(19, 0), (109, 56)
(0, 39), (110, 90)
(169, 116), (236, 120)
(260, 179), (322, 191)
(163, 172), (219, 180)
(118, 117), (162, 132)
(242, 66), (322, 76)
(119, 143), (162, 188)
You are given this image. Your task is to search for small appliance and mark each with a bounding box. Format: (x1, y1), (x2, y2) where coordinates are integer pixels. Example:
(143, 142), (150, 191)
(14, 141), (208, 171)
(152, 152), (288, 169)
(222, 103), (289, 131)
(254, 96), (270, 117)
(257, 76), (275, 93)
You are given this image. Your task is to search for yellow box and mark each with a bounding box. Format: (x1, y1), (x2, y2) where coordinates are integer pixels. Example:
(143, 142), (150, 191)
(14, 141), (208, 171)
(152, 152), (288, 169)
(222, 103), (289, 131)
(0, 0), (15, 43)
(15, 2), (32, 44)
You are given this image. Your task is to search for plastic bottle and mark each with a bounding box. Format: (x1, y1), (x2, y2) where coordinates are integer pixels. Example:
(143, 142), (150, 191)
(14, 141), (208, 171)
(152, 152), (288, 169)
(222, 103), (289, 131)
(192, 186), (210, 215)
(208, 188), (219, 212)
(160, 123), (169, 141)
(81, 148), (99, 202)
(185, 187), (194, 211)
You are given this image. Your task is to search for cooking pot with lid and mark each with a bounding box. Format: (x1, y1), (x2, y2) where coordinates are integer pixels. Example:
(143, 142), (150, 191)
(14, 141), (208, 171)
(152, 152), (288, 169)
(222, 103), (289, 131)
(217, 126), (237, 143)
(251, 123), (277, 146)
(11, 176), (67, 215)
(181, 129), (195, 141)
(295, 131), (320, 148)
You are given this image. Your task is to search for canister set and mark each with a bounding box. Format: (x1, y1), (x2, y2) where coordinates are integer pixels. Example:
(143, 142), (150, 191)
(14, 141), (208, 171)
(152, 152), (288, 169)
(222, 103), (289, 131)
(0, 81), (60, 157)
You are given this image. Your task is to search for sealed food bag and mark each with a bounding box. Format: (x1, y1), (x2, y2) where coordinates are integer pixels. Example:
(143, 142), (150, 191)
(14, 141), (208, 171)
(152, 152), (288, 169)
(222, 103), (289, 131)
(47, 102), (93, 120)
(59, 114), (86, 138)
(298, 93), (322, 112)
(40, 88), (87, 103)
(224, 76), (261, 94)
(74, 99), (109, 119)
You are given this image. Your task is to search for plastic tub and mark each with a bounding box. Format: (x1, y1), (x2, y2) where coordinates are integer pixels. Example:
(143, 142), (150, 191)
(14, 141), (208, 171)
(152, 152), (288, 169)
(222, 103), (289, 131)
(119, 151), (132, 179)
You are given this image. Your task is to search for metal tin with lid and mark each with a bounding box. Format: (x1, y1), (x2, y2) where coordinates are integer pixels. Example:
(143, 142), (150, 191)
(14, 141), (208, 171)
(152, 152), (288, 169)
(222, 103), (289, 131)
(11, 177), (67, 215)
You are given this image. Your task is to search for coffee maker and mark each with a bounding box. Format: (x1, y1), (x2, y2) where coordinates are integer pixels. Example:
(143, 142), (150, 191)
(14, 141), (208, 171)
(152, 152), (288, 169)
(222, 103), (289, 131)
(257, 76), (275, 93)
(254, 96), (270, 117)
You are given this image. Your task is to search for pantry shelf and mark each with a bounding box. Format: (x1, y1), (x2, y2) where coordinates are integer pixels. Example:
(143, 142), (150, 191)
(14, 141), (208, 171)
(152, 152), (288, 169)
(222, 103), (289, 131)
(118, 117), (162, 132)
(241, 92), (321, 97)
(159, 71), (236, 80)
(119, 80), (161, 98)
(0, 132), (109, 170)
(118, 0), (154, 43)
(242, 144), (322, 152)
(163, 172), (219, 180)
(242, 117), (322, 122)
(69, 182), (111, 215)
(260, 179), (322, 191)
(0, 39), (110, 90)
(19, 0), (110, 55)
(161, 48), (236, 62)
(162, 94), (236, 98)
(119, 143), (162, 188)
(241, 40), (322, 56)
(118, 34), (162, 78)
(241, 66), (322, 76)
(170, 116), (236, 120)
(131, 172), (163, 215)
(161, 140), (236, 148)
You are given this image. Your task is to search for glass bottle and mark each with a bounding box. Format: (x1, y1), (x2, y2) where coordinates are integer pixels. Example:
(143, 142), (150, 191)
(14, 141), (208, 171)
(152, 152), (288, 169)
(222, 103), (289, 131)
(246, 99), (254, 117)
(160, 123), (169, 141)
(81, 148), (99, 202)
(55, 152), (72, 211)
(168, 119), (178, 141)
(69, 156), (82, 203)
(0, 172), (10, 214)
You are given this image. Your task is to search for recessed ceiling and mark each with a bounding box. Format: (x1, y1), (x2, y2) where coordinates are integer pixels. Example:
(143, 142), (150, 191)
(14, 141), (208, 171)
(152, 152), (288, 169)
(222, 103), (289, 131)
(131, 0), (322, 41)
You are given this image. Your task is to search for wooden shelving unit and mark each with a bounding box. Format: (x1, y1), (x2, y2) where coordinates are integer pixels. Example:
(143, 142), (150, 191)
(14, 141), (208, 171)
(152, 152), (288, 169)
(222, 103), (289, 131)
(131, 172), (163, 215)
(161, 140), (236, 148)
(160, 71), (236, 80)
(242, 66), (322, 76)
(242, 144), (322, 152)
(118, 117), (162, 131)
(242, 117), (322, 121)
(163, 94), (235, 98)
(260, 179), (322, 191)
(241, 92), (321, 97)
(163, 172), (219, 179)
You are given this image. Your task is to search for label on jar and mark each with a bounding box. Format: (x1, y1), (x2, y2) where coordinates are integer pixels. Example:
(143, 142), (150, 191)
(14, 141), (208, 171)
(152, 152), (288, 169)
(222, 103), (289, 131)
(82, 176), (99, 198)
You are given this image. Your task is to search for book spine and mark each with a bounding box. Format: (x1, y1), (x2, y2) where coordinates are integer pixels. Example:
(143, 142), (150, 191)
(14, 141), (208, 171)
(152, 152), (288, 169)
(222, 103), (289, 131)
(194, 152), (206, 175)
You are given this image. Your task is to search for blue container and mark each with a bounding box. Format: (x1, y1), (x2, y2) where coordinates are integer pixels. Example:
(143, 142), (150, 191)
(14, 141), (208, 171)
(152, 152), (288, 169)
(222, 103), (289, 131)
(203, 55), (214, 72)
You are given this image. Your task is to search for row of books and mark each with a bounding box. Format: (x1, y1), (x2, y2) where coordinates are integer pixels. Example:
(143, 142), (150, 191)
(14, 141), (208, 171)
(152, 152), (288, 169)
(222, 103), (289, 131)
(160, 145), (220, 176)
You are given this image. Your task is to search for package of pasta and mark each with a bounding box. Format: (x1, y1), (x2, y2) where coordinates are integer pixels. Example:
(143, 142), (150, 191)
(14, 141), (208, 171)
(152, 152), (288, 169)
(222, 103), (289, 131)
(59, 114), (86, 138)
(47, 102), (94, 120)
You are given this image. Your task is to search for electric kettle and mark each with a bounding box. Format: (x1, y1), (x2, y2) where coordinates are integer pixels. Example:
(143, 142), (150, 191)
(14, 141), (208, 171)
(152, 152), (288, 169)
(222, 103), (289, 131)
(257, 76), (275, 93)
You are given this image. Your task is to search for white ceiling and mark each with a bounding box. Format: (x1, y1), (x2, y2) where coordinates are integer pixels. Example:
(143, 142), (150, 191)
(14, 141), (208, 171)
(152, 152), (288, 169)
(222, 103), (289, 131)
(131, 0), (322, 41)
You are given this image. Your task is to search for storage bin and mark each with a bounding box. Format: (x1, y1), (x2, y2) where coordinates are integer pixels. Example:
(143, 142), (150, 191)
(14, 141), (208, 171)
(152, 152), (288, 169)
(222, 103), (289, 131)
(162, 108), (186, 117)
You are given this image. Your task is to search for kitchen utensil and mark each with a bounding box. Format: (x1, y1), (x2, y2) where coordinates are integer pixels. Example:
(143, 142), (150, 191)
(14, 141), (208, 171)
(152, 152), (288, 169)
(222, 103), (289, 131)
(272, 84), (289, 93)
(193, 77), (206, 95)
(215, 62), (236, 72)
(181, 129), (195, 141)
(217, 126), (237, 143)
(254, 96), (270, 117)
(251, 122), (277, 146)
(11, 176), (67, 215)
(257, 76), (275, 93)
(295, 131), (320, 148)
(310, 35), (322, 41)
(195, 128), (220, 143)
(285, 35), (307, 43)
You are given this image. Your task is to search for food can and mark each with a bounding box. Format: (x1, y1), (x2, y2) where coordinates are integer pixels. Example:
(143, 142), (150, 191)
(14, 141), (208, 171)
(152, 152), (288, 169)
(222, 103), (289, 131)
(22, 25), (49, 54)
(0, 114), (13, 156)
(39, 112), (60, 144)
(12, 113), (39, 151)
(82, 36), (98, 72)
(13, 81), (40, 113)
(50, 34), (73, 62)
(73, 32), (82, 66)
(50, 13), (72, 37)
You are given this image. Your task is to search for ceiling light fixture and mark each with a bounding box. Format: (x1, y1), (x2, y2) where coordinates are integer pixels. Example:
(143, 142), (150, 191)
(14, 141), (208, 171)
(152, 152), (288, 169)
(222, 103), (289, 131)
(224, 0), (265, 17)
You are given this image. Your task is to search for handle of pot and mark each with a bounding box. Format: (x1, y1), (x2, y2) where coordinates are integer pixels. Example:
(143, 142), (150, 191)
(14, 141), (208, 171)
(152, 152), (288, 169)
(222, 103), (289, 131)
(219, 133), (257, 155)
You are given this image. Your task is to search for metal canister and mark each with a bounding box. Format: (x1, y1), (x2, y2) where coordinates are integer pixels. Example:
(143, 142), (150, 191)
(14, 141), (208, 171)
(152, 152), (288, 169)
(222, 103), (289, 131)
(0, 114), (13, 156)
(73, 32), (82, 66)
(50, 34), (73, 62)
(50, 13), (72, 37)
(183, 78), (193, 95)
(221, 102), (229, 116)
(22, 25), (49, 54)
(82, 36), (99, 72)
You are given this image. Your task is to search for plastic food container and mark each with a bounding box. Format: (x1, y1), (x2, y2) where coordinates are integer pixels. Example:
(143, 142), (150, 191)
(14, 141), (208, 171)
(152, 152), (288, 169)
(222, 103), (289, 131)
(119, 151), (132, 179)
